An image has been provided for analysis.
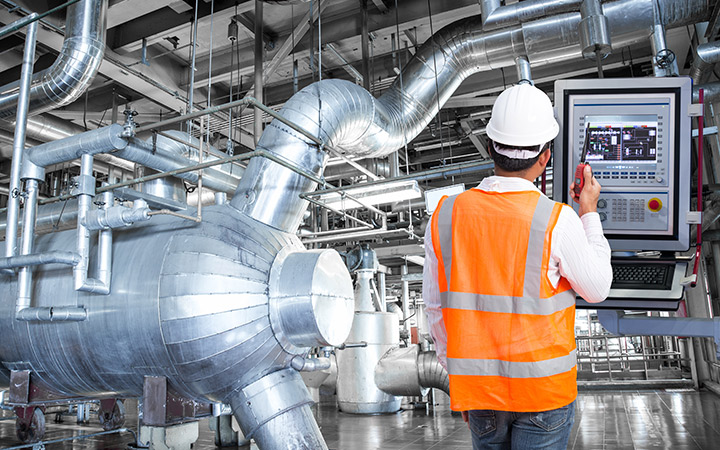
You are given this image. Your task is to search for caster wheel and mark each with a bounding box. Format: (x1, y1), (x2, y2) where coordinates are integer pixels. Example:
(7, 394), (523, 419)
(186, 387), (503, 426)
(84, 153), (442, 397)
(16, 407), (45, 443)
(99, 400), (125, 431)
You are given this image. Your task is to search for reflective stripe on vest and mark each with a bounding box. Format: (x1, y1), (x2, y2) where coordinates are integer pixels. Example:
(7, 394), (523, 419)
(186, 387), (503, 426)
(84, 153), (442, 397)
(448, 349), (577, 378)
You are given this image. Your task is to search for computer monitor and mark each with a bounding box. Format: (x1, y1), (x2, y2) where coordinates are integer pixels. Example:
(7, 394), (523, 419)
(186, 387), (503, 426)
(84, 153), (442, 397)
(554, 78), (692, 252)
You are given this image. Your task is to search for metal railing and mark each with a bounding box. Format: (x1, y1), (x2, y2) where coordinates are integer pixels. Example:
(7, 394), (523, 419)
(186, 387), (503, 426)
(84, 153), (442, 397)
(576, 335), (689, 381)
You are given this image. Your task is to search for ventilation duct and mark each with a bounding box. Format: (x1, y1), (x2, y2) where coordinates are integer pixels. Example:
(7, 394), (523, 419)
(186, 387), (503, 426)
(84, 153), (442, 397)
(690, 40), (720, 84)
(0, 0), (106, 119)
(231, 0), (710, 233)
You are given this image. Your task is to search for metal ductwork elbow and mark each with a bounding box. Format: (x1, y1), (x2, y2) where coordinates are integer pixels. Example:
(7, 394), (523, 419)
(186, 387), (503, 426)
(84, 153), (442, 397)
(375, 345), (450, 397)
(690, 40), (720, 84)
(0, 0), (106, 119)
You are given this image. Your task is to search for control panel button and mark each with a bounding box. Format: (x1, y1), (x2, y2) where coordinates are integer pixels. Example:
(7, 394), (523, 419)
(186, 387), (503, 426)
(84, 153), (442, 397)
(599, 212), (607, 222)
(648, 198), (662, 212)
(597, 199), (607, 209)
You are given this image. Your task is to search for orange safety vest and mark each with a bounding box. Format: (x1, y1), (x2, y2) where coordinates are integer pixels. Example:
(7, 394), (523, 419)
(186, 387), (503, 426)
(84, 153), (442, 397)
(430, 189), (577, 413)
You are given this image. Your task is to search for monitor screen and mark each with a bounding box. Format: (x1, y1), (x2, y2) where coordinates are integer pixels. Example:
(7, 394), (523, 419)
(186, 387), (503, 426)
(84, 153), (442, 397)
(584, 115), (658, 163)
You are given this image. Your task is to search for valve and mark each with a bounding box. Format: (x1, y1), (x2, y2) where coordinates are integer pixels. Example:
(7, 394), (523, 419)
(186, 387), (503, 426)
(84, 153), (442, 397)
(122, 107), (138, 138)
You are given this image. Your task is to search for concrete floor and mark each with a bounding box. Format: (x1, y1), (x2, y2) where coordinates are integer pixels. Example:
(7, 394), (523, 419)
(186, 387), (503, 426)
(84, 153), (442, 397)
(1, 389), (720, 449)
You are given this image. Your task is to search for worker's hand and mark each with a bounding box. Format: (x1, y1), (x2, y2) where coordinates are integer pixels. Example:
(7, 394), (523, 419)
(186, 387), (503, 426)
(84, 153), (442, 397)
(461, 411), (469, 424)
(569, 164), (601, 216)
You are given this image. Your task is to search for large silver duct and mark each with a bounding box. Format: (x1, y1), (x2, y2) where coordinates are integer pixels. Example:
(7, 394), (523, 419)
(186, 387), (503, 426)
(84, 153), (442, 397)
(690, 40), (720, 84)
(0, 0), (106, 119)
(230, 0), (710, 233)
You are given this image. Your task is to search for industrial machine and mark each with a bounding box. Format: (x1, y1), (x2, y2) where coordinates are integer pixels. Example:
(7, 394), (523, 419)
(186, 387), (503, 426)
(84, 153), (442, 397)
(554, 77), (694, 310)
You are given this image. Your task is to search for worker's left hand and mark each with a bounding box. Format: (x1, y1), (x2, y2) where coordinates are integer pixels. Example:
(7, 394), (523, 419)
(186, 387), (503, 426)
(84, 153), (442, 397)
(461, 410), (469, 424)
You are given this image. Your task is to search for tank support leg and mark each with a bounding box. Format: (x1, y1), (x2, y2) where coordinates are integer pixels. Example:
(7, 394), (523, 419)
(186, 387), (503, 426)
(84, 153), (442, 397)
(209, 415), (250, 448)
(14, 406), (45, 443)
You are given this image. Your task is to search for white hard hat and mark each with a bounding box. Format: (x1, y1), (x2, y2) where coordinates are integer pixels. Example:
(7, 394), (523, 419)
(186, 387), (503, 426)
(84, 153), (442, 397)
(485, 84), (559, 148)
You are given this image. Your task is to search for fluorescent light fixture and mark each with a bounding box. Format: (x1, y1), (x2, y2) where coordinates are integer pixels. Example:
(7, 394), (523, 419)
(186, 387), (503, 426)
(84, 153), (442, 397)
(315, 180), (422, 211)
(425, 184), (465, 214)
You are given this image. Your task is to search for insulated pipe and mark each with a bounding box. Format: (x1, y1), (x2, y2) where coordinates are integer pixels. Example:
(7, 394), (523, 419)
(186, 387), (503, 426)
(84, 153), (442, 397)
(515, 56), (533, 84)
(480, 0), (502, 26)
(5, 18), (37, 262)
(0, 0), (107, 119)
(579, 0), (611, 60)
(650, 1), (679, 77)
(0, 251), (80, 270)
(690, 41), (720, 84)
(482, 0), (583, 31)
(117, 140), (240, 194)
(16, 180), (39, 315)
(0, 200), (80, 239)
(26, 124), (128, 168)
(73, 154), (109, 294)
(230, 0), (710, 233)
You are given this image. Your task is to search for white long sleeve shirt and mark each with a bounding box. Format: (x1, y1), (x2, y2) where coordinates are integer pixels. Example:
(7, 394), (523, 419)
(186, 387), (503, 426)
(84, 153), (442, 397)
(422, 176), (612, 369)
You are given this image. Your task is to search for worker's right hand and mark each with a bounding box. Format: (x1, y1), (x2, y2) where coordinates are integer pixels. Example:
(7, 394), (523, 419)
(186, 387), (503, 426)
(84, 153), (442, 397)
(569, 164), (601, 216)
(461, 411), (469, 426)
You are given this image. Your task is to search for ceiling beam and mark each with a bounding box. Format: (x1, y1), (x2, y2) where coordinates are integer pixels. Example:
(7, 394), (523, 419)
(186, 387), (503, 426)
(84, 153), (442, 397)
(112, 0), (254, 53)
(106, 0), (175, 29)
(371, 0), (389, 14)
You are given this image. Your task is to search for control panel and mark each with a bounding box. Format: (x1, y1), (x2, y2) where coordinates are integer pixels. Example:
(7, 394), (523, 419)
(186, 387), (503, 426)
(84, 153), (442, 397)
(554, 78), (692, 252)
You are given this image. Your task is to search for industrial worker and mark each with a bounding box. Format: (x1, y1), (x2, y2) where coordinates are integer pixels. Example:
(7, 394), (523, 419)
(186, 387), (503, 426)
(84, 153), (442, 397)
(423, 83), (612, 449)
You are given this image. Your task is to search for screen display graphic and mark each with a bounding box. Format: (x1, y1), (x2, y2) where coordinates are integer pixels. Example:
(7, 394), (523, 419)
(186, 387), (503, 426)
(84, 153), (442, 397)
(583, 115), (658, 163)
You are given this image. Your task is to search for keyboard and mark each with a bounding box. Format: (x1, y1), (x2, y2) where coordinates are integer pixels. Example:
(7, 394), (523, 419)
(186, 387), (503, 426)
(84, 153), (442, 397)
(611, 259), (674, 290)
(577, 258), (685, 311)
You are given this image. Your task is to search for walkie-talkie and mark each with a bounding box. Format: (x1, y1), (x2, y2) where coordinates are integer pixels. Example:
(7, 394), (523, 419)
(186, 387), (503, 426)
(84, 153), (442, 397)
(573, 125), (592, 199)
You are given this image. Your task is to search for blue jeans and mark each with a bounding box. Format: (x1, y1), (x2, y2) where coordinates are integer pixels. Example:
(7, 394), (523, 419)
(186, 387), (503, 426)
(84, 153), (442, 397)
(468, 400), (576, 450)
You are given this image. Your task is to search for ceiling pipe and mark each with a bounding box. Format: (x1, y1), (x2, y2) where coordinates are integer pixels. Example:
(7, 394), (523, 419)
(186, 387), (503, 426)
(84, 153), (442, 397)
(482, 0), (583, 31)
(650, 0), (679, 77)
(690, 40), (720, 84)
(0, 0), (106, 119)
(230, 0), (710, 233)
(479, 0), (502, 26)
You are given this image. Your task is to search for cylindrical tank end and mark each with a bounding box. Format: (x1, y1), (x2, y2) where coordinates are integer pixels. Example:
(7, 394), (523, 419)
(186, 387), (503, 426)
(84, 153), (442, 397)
(229, 369), (328, 450)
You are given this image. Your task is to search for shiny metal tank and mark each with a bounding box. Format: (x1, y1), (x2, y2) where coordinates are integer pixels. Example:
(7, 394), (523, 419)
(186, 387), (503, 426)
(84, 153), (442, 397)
(0, 203), (314, 402)
(336, 312), (401, 414)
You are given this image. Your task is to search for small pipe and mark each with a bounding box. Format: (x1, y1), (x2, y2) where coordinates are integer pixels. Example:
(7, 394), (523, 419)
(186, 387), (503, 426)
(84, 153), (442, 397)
(147, 209), (201, 222)
(290, 356), (331, 372)
(73, 155), (110, 294)
(16, 306), (88, 322)
(5, 18), (37, 260)
(401, 264), (410, 334)
(307, 160), (496, 196)
(0, 251), (80, 270)
(515, 55), (532, 85)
